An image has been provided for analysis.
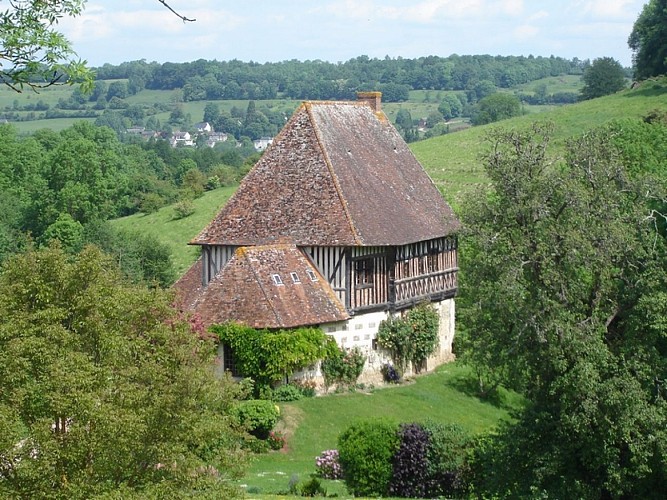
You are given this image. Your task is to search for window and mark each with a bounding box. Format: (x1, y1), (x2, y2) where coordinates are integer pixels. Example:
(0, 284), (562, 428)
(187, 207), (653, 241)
(427, 248), (440, 273)
(222, 344), (241, 377)
(271, 274), (283, 285)
(306, 269), (318, 281)
(290, 272), (301, 284)
(355, 258), (374, 287)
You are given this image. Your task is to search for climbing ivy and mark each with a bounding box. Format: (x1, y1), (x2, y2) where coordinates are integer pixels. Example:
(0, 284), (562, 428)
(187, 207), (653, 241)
(212, 322), (338, 388)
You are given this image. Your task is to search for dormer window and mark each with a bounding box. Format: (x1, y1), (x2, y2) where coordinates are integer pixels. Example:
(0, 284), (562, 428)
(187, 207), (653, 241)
(271, 274), (283, 285)
(306, 269), (318, 281)
(290, 272), (301, 284)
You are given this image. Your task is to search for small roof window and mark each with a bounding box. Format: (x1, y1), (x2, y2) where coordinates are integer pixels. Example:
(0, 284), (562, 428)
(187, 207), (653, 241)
(290, 272), (301, 284)
(306, 269), (318, 282)
(271, 274), (283, 286)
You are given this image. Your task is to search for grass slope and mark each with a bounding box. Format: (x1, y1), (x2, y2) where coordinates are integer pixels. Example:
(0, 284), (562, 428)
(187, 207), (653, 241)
(110, 186), (236, 276)
(109, 80), (667, 274)
(412, 78), (667, 208)
(244, 363), (521, 498)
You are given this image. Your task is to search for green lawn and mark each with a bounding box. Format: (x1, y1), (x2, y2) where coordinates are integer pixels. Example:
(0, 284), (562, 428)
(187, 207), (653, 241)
(242, 363), (521, 498)
(110, 186), (236, 276)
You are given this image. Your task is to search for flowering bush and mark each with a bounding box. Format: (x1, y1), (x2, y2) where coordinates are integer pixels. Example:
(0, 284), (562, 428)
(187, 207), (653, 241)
(381, 363), (401, 383)
(267, 431), (286, 450)
(315, 449), (343, 479)
(321, 347), (366, 390)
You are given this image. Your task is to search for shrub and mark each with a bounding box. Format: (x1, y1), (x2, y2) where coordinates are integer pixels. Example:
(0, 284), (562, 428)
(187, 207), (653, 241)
(234, 399), (279, 439)
(267, 431), (286, 450)
(338, 419), (399, 497)
(293, 378), (317, 398)
(173, 199), (195, 219)
(423, 421), (473, 498)
(315, 449), (343, 480)
(381, 363), (401, 383)
(244, 436), (270, 454)
(389, 423), (432, 498)
(320, 346), (366, 390)
(377, 304), (439, 374)
(299, 477), (327, 497)
(272, 383), (304, 402)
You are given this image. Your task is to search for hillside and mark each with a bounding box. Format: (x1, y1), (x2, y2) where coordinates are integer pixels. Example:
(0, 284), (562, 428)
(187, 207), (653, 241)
(413, 77), (667, 207)
(110, 78), (667, 276)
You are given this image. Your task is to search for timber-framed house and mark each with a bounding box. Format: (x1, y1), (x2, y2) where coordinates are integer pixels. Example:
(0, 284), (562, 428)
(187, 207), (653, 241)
(175, 92), (460, 380)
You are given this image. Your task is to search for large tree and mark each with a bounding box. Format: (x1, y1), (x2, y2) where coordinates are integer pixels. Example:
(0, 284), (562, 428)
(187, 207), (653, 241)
(580, 57), (627, 100)
(471, 92), (521, 125)
(628, 0), (667, 79)
(459, 123), (667, 497)
(0, 245), (248, 498)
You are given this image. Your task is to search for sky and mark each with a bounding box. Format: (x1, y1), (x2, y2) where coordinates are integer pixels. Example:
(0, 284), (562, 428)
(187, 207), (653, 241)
(60, 0), (648, 68)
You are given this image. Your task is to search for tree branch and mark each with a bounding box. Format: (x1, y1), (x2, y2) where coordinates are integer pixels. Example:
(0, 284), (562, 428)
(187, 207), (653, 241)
(157, 0), (196, 22)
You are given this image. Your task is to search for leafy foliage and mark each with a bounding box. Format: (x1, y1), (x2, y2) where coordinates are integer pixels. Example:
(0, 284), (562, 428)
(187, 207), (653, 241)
(320, 346), (366, 390)
(337, 419), (400, 497)
(212, 323), (338, 389)
(422, 421), (473, 498)
(0, 245), (248, 498)
(389, 423), (432, 498)
(457, 122), (667, 497)
(376, 304), (440, 375)
(628, 0), (667, 79)
(0, 0), (92, 91)
(271, 384), (304, 402)
(233, 400), (280, 440)
(381, 363), (401, 383)
(472, 92), (522, 125)
(580, 57), (626, 100)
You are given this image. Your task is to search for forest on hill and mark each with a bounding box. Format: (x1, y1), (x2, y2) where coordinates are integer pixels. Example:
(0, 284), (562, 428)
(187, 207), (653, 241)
(93, 54), (587, 101)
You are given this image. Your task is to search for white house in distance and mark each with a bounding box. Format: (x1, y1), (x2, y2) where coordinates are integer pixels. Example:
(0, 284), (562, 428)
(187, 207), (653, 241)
(175, 92), (460, 385)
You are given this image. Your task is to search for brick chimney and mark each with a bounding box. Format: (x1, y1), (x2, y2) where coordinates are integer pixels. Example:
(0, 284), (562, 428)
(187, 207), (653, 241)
(356, 91), (382, 112)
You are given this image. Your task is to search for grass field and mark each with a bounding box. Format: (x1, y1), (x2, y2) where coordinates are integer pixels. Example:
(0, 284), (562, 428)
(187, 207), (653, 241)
(242, 363), (521, 498)
(110, 186), (236, 276)
(412, 77), (667, 208)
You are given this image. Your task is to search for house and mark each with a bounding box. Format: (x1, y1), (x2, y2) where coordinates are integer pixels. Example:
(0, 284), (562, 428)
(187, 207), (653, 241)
(170, 131), (193, 148)
(253, 136), (273, 151)
(194, 121), (213, 133)
(206, 132), (228, 148)
(175, 92), (460, 384)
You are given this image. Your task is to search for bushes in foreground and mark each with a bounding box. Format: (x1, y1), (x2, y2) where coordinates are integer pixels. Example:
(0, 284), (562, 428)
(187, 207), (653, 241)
(333, 419), (473, 498)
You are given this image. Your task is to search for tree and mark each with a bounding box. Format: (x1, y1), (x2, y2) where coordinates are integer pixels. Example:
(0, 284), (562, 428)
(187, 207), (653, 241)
(471, 92), (521, 125)
(0, 1), (193, 92)
(628, 0), (667, 79)
(0, 245), (247, 498)
(459, 123), (667, 497)
(580, 57), (627, 100)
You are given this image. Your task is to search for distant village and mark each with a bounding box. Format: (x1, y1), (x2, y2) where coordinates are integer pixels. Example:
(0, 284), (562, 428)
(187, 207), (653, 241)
(125, 121), (274, 151)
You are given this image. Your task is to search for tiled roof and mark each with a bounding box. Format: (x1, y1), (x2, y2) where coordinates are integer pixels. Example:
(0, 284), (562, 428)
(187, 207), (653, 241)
(172, 257), (203, 310)
(191, 98), (460, 247)
(181, 245), (349, 329)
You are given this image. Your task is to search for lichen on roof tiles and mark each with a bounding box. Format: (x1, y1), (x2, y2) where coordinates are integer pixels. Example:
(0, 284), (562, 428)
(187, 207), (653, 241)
(191, 98), (459, 247)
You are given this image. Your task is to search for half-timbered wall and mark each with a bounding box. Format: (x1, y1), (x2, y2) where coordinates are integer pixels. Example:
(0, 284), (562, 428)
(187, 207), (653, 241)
(349, 246), (390, 311)
(201, 245), (237, 286)
(303, 246), (347, 304)
(392, 236), (458, 307)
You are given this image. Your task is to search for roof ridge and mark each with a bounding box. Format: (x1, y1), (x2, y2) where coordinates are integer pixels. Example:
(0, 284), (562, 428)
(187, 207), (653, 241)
(240, 247), (283, 327)
(305, 102), (362, 245)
